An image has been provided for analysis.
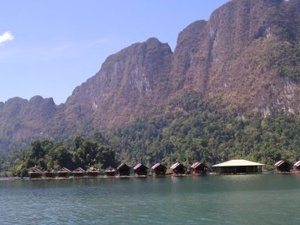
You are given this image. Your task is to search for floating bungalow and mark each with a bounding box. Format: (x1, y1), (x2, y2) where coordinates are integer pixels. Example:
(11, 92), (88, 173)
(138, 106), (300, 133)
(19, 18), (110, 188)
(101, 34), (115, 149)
(105, 166), (117, 177)
(57, 167), (71, 178)
(28, 168), (43, 179)
(151, 162), (167, 177)
(43, 169), (56, 179)
(190, 162), (208, 176)
(72, 167), (86, 178)
(274, 160), (291, 173)
(117, 163), (131, 176)
(212, 159), (264, 174)
(293, 161), (300, 173)
(171, 162), (187, 176)
(133, 163), (148, 177)
(86, 167), (99, 177)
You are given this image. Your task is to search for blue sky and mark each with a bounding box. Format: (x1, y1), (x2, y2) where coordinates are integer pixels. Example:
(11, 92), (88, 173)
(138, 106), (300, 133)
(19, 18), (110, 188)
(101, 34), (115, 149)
(0, 0), (228, 104)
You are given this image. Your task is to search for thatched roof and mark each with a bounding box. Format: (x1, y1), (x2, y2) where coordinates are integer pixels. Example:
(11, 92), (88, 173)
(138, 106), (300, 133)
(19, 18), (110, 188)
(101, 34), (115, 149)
(29, 168), (43, 174)
(72, 167), (86, 173)
(86, 167), (99, 173)
(105, 166), (116, 172)
(43, 169), (56, 173)
(57, 167), (71, 173)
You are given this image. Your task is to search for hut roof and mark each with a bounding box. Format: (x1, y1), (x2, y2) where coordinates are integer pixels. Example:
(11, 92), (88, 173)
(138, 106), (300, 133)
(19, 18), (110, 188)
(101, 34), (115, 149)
(72, 167), (85, 173)
(57, 167), (71, 173)
(151, 162), (166, 170)
(294, 161), (300, 167)
(44, 169), (56, 173)
(213, 159), (264, 167)
(86, 167), (99, 172)
(29, 168), (43, 174)
(117, 163), (130, 170)
(274, 160), (286, 167)
(105, 166), (116, 172)
(191, 162), (207, 169)
(133, 163), (148, 170)
(171, 162), (185, 169)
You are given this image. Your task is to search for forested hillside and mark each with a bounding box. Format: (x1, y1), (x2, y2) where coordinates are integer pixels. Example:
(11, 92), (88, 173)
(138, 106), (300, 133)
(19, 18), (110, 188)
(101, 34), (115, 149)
(107, 91), (300, 170)
(7, 90), (300, 175)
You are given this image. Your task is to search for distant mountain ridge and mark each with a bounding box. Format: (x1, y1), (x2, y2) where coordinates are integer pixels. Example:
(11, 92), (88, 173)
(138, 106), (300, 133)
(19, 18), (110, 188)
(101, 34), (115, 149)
(1, 0), (300, 152)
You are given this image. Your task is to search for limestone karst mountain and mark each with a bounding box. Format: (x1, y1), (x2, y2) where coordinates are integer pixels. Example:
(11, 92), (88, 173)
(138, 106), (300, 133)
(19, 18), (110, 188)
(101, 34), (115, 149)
(1, 0), (300, 152)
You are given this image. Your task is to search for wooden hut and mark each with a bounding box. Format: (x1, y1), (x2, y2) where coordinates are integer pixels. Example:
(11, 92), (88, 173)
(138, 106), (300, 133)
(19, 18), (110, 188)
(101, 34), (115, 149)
(57, 167), (71, 178)
(190, 162), (208, 176)
(117, 163), (131, 176)
(133, 163), (148, 177)
(274, 160), (291, 173)
(86, 167), (99, 177)
(151, 162), (167, 177)
(170, 162), (186, 176)
(72, 167), (86, 178)
(293, 161), (300, 173)
(43, 169), (56, 179)
(212, 159), (264, 174)
(105, 166), (117, 177)
(28, 168), (43, 179)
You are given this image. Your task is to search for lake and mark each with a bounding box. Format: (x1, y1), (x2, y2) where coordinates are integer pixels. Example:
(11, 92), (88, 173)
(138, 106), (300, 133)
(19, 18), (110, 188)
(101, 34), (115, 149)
(0, 173), (299, 225)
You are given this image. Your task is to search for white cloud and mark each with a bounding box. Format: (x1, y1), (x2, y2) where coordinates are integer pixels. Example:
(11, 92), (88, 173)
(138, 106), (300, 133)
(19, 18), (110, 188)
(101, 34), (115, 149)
(0, 31), (14, 45)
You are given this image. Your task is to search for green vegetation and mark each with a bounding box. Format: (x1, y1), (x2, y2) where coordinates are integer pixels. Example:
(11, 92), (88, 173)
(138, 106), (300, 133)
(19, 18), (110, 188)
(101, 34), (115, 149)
(11, 134), (117, 177)
(107, 91), (300, 170)
(269, 41), (300, 82)
(2, 91), (300, 176)
(266, 0), (300, 82)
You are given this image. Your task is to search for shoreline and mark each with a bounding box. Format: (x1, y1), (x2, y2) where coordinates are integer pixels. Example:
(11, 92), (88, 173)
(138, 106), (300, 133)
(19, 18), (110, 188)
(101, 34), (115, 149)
(1, 171), (298, 182)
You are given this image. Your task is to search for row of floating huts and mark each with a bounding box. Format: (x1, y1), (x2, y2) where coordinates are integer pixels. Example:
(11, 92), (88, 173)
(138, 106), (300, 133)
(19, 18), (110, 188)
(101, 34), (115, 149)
(28, 159), (300, 179)
(29, 161), (207, 179)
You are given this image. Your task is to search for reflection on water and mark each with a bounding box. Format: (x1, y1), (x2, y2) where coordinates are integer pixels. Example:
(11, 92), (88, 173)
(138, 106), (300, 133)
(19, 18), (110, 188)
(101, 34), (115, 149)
(0, 174), (300, 225)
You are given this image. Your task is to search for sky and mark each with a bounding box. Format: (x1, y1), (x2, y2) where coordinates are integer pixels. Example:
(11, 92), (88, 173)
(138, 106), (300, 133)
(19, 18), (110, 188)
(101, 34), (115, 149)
(0, 0), (228, 105)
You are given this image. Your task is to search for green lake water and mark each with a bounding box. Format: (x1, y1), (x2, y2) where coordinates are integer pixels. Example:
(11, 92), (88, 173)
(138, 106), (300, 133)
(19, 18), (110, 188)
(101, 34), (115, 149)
(0, 173), (299, 225)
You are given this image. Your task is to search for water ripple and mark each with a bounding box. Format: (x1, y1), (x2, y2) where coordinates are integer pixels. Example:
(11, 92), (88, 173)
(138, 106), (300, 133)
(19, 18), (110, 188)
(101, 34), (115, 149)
(1, 175), (300, 225)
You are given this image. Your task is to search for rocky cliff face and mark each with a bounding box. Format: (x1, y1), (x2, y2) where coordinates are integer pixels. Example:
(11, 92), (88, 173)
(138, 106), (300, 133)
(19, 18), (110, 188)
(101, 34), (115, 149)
(63, 37), (172, 130)
(0, 96), (57, 149)
(171, 0), (300, 115)
(1, 0), (300, 151)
